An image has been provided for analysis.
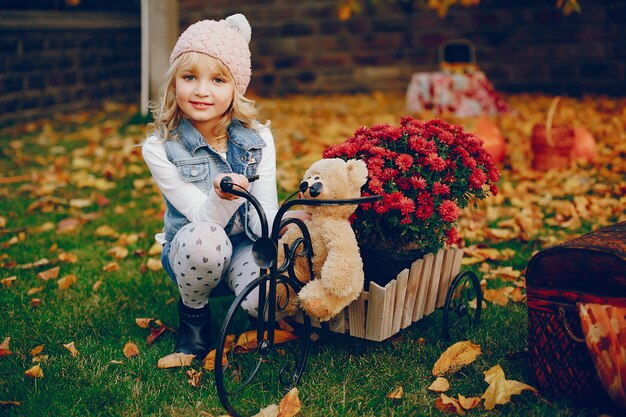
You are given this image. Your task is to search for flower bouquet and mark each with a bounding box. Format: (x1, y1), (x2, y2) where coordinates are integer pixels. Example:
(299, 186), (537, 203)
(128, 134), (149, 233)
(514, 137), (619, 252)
(323, 116), (500, 283)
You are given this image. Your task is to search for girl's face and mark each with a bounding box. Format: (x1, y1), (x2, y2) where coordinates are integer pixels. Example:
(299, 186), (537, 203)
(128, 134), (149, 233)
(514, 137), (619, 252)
(174, 54), (234, 136)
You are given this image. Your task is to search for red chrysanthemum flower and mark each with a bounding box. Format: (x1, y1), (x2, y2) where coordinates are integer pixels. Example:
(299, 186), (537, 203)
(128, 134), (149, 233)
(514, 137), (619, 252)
(396, 196), (416, 216)
(438, 200), (461, 222)
(469, 169), (487, 189)
(410, 175), (427, 189)
(395, 153), (414, 172)
(323, 116), (499, 253)
(432, 182), (450, 196)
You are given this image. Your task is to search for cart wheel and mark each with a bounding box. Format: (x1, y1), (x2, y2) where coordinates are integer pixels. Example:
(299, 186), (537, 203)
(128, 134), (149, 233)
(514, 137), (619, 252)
(442, 270), (482, 341)
(214, 274), (312, 417)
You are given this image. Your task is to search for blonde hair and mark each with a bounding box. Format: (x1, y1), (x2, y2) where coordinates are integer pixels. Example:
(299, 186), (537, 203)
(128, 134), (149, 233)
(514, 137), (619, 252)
(148, 52), (258, 140)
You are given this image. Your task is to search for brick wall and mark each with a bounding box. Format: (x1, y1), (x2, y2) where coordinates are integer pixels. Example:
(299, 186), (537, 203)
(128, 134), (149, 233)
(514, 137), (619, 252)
(0, 10), (140, 128)
(1, 1), (625, 127)
(179, 0), (626, 97)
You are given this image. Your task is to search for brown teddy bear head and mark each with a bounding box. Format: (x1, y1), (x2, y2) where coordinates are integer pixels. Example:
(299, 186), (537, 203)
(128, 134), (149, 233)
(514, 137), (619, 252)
(299, 158), (368, 218)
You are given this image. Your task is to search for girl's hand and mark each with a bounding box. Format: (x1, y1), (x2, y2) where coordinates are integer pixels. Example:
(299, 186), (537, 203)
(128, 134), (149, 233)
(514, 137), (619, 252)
(214, 173), (249, 201)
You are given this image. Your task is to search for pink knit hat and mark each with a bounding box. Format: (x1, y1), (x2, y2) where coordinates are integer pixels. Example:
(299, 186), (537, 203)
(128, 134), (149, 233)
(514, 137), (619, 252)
(169, 14), (252, 95)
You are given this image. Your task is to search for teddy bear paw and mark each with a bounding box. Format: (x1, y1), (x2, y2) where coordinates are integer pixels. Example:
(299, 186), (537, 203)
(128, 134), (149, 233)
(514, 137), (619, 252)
(301, 298), (335, 322)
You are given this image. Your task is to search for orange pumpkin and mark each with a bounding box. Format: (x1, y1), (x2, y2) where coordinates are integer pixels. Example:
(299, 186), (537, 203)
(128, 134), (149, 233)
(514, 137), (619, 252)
(469, 116), (506, 164)
(571, 127), (597, 162)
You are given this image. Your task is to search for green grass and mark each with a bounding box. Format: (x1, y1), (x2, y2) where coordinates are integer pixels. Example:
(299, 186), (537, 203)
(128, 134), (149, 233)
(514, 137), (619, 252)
(0, 105), (616, 417)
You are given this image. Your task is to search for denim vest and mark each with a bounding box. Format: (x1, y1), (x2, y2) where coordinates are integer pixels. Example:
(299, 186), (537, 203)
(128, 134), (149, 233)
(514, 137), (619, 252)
(161, 118), (266, 243)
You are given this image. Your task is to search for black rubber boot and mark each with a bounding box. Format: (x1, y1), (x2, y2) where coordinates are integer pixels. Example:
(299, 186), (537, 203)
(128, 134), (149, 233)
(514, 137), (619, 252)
(175, 300), (212, 360)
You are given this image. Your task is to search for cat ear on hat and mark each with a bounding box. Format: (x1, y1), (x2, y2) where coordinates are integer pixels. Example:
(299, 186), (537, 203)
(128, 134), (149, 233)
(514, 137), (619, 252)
(225, 14), (251, 44)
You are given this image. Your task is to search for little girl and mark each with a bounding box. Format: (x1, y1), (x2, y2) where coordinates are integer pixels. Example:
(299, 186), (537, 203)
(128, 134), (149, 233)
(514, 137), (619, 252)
(142, 14), (302, 361)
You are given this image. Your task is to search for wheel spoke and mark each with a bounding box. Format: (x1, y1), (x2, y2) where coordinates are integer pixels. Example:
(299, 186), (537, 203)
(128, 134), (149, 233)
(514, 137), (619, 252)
(214, 274), (312, 417)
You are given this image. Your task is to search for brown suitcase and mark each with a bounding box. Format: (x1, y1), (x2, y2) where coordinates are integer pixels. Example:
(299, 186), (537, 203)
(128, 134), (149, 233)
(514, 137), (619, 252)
(526, 221), (626, 409)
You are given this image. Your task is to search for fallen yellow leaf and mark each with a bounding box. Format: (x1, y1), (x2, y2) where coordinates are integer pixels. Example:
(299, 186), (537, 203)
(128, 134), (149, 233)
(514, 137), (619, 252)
(145, 258), (162, 271)
(432, 341), (482, 376)
(457, 394), (481, 410)
(135, 318), (153, 329)
(25, 364), (43, 378)
(92, 279), (102, 291)
(29, 298), (41, 307)
(251, 404), (279, 417)
(37, 266), (60, 281)
(1, 276), (16, 287)
(235, 329), (298, 352)
(107, 246), (129, 260)
(157, 352), (195, 368)
(386, 386), (404, 399)
(57, 251), (78, 263)
(186, 368), (203, 387)
(278, 387), (301, 417)
(95, 225), (118, 238)
(63, 341), (79, 357)
(27, 286), (43, 295)
(428, 377), (450, 392)
(481, 364), (536, 410)
(147, 242), (162, 256)
(102, 262), (120, 272)
(30, 345), (44, 356)
(57, 274), (77, 290)
(0, 337), (12, 356)
(123, 342), (139, 358)
(435, 393), (464, 415)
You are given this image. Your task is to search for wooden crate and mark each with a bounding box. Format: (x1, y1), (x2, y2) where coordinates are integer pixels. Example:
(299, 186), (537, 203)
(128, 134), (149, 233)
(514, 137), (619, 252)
(301, 246), (464, 342)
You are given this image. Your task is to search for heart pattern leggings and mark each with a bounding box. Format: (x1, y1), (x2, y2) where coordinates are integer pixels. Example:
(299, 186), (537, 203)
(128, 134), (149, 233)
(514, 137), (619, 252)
(167, 222), (262, 316)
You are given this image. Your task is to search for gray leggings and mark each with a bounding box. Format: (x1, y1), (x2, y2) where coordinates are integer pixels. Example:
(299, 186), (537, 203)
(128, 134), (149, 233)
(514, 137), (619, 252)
(167, 222), (261, 315)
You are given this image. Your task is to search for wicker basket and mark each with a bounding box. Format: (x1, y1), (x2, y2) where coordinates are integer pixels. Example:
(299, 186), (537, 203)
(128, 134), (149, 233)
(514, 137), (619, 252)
(531, 97), (574, 170)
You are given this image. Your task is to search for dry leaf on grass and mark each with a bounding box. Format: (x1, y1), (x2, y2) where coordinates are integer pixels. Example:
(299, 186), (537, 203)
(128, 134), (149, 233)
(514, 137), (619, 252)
(147, 242), (162, 256)
(123, 342), (139, 358)
(37, 266), (60, 281)
(203, 334), (235, 371)
(107, 246), (129, 260)
(29, 298), (41, 307)
(157, 352), (195, 368)
(63, 341), (79, 357)
(278, 387), (301, 417)
(146, 324), (170, 344)
(135, 318), (153, 329)
(186, 369), (203, 387)
(235, 329), (298, 352)
(57, 274), (77, 290)
(458, 394), (481, 410)
(481, 364), (536, 410)
(95, 225), (118, 238)
(30, 345), (44, 356)
(428, 377), (450, 392)
(102, 262), (120, 272)
(386, 386), (404, 399)
(27, 286), (43, 295)
(145, 258), (162, 271)
(0, 337), (12, 356)
(432, 341), (482, 376)
(57, 251), (78, 263)
(435, 393), (465, 415)
(0, 400), (20, 406)
(252, 404), (279, 417)
(25, 364), (43, 378)
(1, 276), (17, 287)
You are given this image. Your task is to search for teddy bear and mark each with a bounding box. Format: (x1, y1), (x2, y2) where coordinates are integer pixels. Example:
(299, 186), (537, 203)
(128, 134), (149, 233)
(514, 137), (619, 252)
(276, 158), (369, 322)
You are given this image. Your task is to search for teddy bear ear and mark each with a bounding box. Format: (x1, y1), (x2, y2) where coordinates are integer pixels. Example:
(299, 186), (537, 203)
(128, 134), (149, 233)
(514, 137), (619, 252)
(346, 159), (368, 188)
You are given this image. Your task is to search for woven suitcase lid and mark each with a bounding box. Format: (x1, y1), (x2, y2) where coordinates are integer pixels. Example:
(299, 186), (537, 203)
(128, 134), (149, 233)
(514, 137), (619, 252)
(526, 222), (626, 297)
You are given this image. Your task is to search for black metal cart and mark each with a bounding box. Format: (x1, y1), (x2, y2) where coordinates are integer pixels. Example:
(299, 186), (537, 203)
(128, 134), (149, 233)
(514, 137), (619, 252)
(213, 177), (482, 417)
